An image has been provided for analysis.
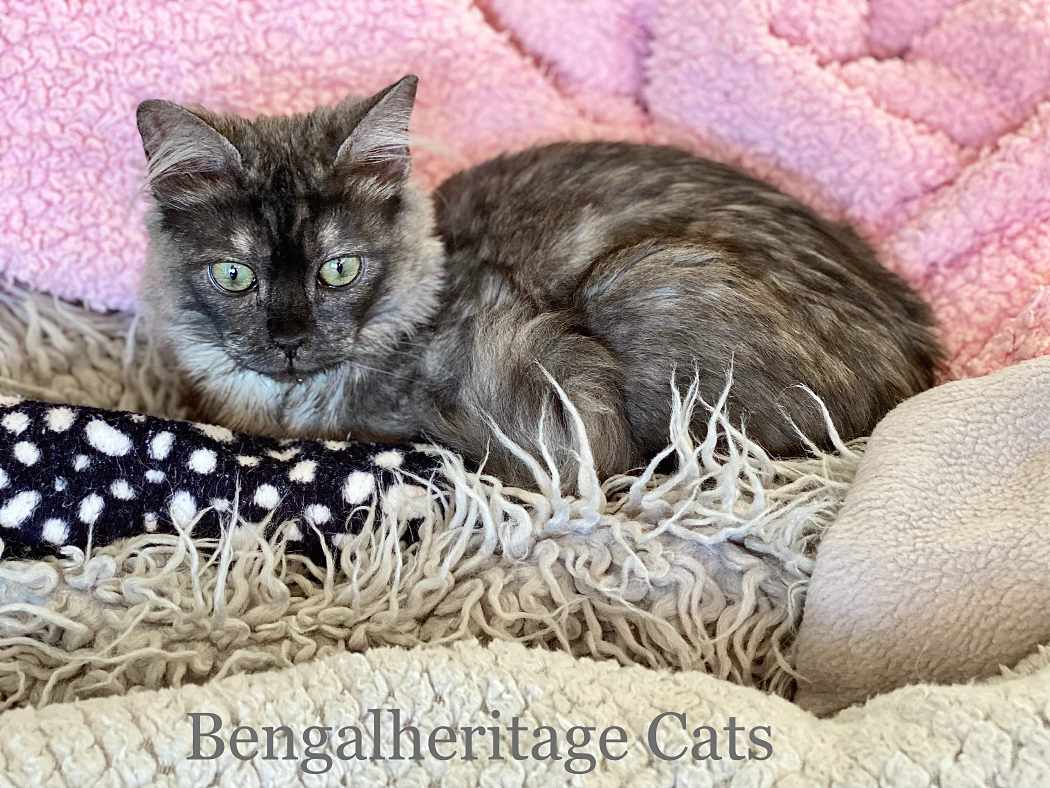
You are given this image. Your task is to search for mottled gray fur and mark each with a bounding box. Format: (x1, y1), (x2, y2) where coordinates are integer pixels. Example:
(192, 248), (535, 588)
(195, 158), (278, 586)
(136, 75), (942, 486)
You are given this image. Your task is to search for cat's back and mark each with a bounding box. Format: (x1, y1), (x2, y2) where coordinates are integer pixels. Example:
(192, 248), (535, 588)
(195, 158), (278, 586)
(434, 142), (774, 267)
(435, 141), (757, 219)
(432, 141), (880, 300)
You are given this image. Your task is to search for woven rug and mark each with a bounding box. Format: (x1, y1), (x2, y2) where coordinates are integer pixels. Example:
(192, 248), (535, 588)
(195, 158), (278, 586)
(0, 285), (861, 710)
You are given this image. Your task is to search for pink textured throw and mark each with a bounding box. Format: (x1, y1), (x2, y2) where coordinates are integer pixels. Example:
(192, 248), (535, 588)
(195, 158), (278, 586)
(2, 0), (1049, 378)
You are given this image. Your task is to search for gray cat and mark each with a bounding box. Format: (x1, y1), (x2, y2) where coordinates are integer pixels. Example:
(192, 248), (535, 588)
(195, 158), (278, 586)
(136, 75), (941, 486)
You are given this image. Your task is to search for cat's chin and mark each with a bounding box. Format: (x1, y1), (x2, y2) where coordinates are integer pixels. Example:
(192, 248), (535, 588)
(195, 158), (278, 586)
(247, 367), (318, 385)
(242, 361), (343, 385)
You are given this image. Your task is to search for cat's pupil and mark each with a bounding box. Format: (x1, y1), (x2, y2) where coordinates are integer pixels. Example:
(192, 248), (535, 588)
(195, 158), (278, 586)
(334, 261), (343, 274)
(227, 266), (238, 281)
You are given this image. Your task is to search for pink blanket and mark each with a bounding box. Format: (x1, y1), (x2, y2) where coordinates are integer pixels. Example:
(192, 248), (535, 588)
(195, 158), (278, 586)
(2, 0), (1049, 378)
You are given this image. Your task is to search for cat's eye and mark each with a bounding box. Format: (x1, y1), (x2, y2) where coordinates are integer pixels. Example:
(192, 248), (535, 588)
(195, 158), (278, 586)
(318, 255), (362, 288)
(209, 262), (257, 294)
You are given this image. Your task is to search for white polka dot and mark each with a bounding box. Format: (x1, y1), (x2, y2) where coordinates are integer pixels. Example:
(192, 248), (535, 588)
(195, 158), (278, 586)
(149, 431), (174, 460)
(110, 479), (135, 500)
(41, 518), (69, 545)
(210, 498), (230, 513)
(144, 512), (159, 532)
(169, 491), (197, 526)
(342, 471), (375, 505)
(146, 469), (166, 483)
(54, 477), (67, 492)
(194, 423), (235, 443)
(323, 440), (348, 451)
(285, 524), (303, 541)
(267, 447), (300, 462)
(237, 455), (260, 467)
(14, 442), (40, 466)
(0, 395), (23, 407)
(79, 494), (104, 525)
(0, 468), (7, 490)
(73, 454), (90, 471)
(46, 407), (75, 432)
(372, 450), (404, 470)
(2, 412), (29, 435)
(254, 484), (280, 509)
(0, 491), (40, 528)
(304, 504), (331, 525)
(85, 419), (132, 456)
(188, 448), (218, 474)
(129, 413), (147, 423)
(289, 460), (317, 483)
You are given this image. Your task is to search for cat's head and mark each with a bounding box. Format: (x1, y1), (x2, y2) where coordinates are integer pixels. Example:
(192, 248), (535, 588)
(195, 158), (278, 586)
(135, 75), (444, 388)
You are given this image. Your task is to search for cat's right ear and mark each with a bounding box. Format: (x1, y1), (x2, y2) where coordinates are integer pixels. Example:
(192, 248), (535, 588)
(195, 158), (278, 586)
(135, 100), (242, 194)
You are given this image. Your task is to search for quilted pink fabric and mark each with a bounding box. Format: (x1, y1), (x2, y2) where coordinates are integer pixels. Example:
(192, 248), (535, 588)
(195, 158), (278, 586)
(2, 0), (1049, 378)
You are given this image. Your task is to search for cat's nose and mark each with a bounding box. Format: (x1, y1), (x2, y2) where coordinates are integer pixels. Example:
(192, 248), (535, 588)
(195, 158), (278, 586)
(267, 317), (309, 355)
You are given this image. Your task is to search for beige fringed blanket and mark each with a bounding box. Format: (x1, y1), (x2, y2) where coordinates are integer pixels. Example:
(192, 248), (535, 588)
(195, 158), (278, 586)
(0, 286), (855, 708)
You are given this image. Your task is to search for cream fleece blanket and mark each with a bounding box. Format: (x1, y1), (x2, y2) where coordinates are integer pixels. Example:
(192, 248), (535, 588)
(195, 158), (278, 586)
(2, 639), (1049, 786)
(795, 356), (1050, 715)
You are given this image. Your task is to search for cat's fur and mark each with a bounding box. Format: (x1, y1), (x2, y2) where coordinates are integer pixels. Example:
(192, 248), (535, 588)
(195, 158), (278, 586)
(137, 75), (942, 485)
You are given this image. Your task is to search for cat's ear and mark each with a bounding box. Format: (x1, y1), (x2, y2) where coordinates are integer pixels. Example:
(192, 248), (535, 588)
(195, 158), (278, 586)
(334, 75), (418, 181)
(136, 100), (242, 191)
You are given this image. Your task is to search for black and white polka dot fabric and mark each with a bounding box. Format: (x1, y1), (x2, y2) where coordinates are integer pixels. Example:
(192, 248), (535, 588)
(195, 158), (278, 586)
(0, 395), (440, 560)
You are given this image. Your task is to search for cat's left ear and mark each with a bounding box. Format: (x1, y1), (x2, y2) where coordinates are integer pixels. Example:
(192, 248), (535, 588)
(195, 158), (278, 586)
(136, 100), (242, 183)
(334, 75), (418, 181)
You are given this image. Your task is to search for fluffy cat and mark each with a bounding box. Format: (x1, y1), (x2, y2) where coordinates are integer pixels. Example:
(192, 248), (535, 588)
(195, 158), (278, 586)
(136, 75), (941, 486)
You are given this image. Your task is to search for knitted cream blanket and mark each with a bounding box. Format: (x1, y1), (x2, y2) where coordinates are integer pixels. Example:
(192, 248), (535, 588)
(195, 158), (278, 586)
(2, 640), (1048, 785)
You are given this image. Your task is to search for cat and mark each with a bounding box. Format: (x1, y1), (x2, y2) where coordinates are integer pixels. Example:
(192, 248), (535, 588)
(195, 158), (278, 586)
(135, 75), (941, 487)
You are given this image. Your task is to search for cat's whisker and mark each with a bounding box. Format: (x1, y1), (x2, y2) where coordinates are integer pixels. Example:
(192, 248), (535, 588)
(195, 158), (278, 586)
(342, 361), (415, 382)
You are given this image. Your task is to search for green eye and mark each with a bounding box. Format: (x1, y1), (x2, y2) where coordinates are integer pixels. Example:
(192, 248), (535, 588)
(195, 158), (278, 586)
(318, 255), (362, 288)
(209, 262), (257, 293)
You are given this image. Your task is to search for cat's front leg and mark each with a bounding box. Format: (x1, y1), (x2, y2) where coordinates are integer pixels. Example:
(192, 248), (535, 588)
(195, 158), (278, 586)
(427, 309), (637, 489)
